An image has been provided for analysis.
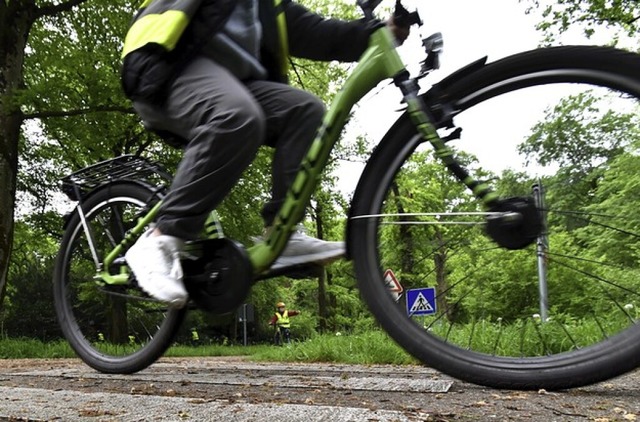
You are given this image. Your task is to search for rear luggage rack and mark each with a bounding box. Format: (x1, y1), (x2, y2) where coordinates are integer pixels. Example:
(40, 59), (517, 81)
(61, 155), (172, 201)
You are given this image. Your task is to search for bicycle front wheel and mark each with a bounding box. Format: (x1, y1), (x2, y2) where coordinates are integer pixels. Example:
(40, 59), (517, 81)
(350, 46), (640, 390)
(53, 182), (186, 373)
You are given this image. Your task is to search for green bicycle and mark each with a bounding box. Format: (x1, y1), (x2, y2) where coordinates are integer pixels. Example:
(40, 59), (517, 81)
(54, 0), (640, 390)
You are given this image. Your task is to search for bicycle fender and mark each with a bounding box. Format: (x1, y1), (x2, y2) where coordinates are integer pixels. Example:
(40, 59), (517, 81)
(428, 56), (487, 94)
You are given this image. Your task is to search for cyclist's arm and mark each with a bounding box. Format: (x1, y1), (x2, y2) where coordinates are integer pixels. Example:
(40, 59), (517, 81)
(285, 2), (376, 62)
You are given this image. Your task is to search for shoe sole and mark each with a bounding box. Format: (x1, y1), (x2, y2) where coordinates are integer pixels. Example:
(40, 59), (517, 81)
(271, 250), (345, 270)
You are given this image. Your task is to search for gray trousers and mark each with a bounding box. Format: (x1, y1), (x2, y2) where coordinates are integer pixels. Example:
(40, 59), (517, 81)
(134, 56), (325, 240)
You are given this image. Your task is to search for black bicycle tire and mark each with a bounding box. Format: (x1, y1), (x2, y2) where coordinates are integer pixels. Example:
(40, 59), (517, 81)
(53, 182), (187, 374)
(350, 45), (640, 390)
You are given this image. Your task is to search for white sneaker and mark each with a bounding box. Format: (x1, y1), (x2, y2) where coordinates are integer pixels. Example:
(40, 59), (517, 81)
(271, 229), (345, 270)
(125, 228), (188, 308)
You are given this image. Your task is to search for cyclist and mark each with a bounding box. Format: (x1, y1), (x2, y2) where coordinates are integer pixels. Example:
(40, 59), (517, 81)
(268, 302), (299, 345)
(121, 0), (410, 308)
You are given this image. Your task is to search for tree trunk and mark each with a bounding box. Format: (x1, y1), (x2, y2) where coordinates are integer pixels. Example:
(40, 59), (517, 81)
(0, 0), (37, 309)
(433, 228), (455, 322)
(391, 182), (415, 276)
(0, 0), (88, 312)
(317, 267), (328, 332)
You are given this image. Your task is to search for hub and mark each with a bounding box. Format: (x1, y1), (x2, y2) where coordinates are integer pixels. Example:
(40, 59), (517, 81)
(485, 197), (543, 250)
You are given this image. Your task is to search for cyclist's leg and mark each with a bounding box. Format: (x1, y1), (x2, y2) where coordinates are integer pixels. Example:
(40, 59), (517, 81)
(245, 81), (324, 226)
(126, 57), (265, 304)
(135, 57), (265, 240)
(247, 81), (344, 266)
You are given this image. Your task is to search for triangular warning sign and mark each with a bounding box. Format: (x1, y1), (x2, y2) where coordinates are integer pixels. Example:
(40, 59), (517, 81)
(383, 269), (403, 293)
(409, 292), (434, 313)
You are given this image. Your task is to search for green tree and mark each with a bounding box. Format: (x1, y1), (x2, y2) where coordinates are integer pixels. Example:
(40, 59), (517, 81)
(2, 0), (379, 341)
(518, 90), (640, 228)
(1, 0), (85, 320)
(525, 0), (640, 43)
(0, 0), (151, 312)
(374, 150), (488, 322)
(2, 219), (61, 339)
(580, 151), (640, 268)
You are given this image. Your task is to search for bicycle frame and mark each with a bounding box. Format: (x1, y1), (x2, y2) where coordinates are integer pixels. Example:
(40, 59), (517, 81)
(97, 26), (405, 285)
(97, 20), (499, 285)
(248, 26), (407, 273)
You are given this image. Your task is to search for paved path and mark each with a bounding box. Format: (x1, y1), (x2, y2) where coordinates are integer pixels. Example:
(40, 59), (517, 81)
(0, 358), (638, 421)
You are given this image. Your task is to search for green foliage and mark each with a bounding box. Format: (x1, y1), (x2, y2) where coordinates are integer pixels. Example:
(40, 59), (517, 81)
(519, 91), (638, 171)
(524, 0), (640, 44)
(447, 235), (541, 322)
(22, 0), (145, 166)
(2, 220), (61, 340)
(6, 0), (640, 365)
(579, 151), (640, 267)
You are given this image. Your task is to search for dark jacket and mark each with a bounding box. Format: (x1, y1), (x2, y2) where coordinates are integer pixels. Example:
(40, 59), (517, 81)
(121, 0), (375, 102)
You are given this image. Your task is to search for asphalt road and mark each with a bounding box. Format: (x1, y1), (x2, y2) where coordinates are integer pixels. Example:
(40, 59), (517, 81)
(0, 357), (638, 421)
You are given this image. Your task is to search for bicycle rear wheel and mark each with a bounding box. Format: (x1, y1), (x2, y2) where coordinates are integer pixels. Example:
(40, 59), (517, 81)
(53, 182), (186, 373)
(350, 46), (640, 390)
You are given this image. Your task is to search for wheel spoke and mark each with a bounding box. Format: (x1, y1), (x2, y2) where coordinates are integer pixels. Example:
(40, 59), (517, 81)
(351, 47), (640, 389)
(54, 185), (186, 373)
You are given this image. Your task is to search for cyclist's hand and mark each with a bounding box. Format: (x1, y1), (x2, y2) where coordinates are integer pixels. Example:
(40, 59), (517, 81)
(387, 16), (410, 45)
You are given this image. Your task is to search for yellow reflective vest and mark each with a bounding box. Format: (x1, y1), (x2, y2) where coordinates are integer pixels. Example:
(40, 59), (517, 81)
(275, 310), (291, 328)
(121, 0), (290, 100)
(120, 0), (372, 101)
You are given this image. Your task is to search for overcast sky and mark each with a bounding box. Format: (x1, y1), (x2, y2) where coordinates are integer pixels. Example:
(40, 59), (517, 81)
(406, 0), (542, 75)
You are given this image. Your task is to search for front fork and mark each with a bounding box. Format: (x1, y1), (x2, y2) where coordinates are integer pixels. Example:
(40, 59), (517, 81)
(394, 72), (500, 210)
(396, 73), (542, 249)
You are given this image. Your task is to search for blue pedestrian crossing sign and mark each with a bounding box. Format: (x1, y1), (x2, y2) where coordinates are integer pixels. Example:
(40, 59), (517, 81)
(406, 288), (436, 316)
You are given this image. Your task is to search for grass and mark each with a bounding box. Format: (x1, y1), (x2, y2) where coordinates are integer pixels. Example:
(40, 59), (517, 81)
(165, 344), (272, 358)
(0, 331), (416, 364)
(251, 331), (418, 365)
(0, 338), (76, 359)
(1, 315), (636, 363)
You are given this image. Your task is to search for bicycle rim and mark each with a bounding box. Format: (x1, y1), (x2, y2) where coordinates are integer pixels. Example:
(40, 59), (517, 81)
(351, 46), (640, 390)
(53, 183), (186, 373)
